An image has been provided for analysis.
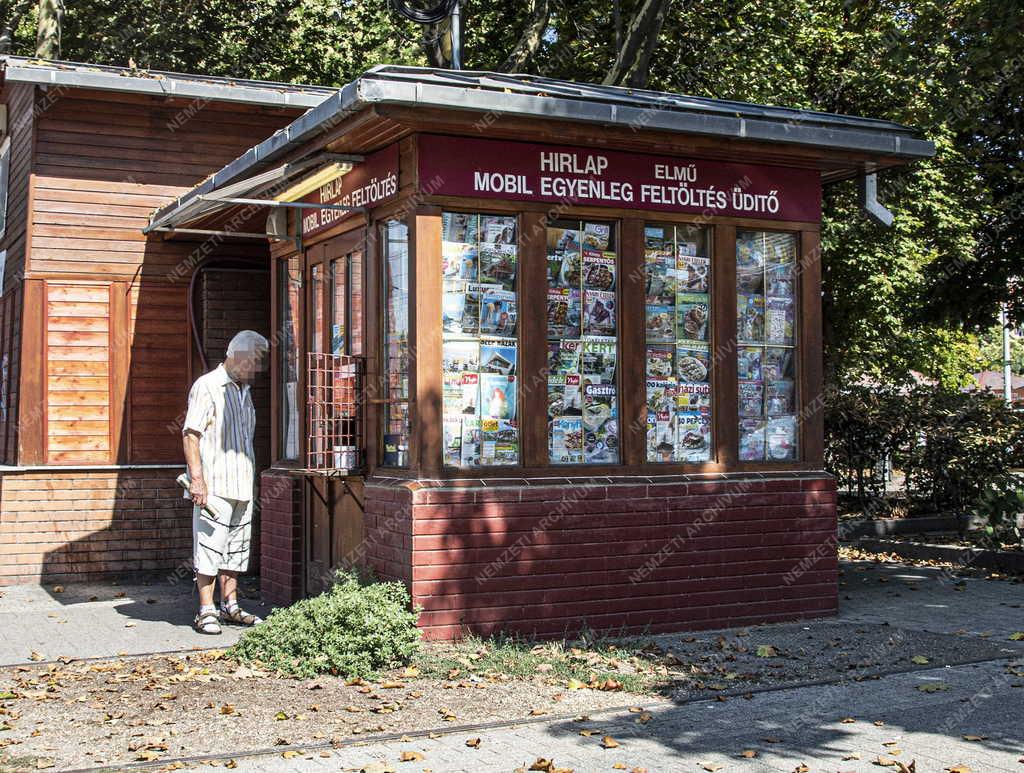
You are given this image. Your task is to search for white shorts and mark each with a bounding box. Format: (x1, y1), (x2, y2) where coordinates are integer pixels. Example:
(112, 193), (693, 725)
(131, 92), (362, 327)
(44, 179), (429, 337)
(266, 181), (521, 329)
(192, 496), (253, 576)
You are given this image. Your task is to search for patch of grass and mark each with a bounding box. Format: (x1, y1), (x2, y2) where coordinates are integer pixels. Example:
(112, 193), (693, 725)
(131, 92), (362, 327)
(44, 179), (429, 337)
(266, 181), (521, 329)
(228, 571), (421, 679)
(413, 628), (668, 694)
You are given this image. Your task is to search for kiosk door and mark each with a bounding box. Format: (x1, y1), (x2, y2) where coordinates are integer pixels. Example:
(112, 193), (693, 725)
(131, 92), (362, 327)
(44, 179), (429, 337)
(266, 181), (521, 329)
(304, 230), (366, 594)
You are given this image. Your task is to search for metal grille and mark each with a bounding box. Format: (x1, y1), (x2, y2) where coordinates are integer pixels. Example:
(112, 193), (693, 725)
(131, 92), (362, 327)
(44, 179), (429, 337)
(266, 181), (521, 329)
(307, 353), (363, 472)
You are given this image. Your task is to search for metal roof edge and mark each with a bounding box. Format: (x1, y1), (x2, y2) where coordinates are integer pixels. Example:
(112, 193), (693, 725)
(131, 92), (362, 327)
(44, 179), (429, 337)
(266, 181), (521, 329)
(1, 56), (335, 109)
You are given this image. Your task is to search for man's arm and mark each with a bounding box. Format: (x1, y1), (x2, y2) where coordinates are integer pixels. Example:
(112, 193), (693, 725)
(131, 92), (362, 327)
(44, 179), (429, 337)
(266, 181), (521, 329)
(182, 430), (208, 507)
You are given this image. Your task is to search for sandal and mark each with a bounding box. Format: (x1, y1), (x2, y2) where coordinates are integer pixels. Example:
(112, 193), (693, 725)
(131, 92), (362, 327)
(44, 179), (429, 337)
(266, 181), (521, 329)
(220, 603), (262, 626)
(193, 610), (222, 635)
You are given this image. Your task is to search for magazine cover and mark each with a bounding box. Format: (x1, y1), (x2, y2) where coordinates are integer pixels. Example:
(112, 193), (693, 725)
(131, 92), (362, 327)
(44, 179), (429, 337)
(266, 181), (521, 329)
(736, 269), (765, 295)
(550, 416), (584, 464)
(738, 380), (764, 418)
(482, 418), (519, 465)
(766, 379), (795, 416)
(481, 214), (517, 246)
(583, 290), (616, 336)
(765, 234), (795, 264)
(461, 285), (482, 335)
(441, 285), (468, 334)
(546, 288), (582, 339)
(459, 372), (479, 415)
(583, 383), (618, 463)
(582, 339), (616, 384)
(460, 417), (482, 466)
(677, 254), (710, 293)
(547, 226), (581, 256)
(677, 239), (699, 258)
(736, 232), (764, 272)
(442, 211), (477, 243)
(480, 373), (516, 420)
(645, 253), (677, 304)
(676, 411), (711, 463)
(766, 296), (795, 344)
(737, 293), (765, 342)
(479, 339), (517, 375)
(548, 373), (583, 418)
(676, 292), (709, 341)
(646, 346), (674, 378)
(443, 415), (464, 466)
(763, 347), (794, 381)
(676, 381), (711, 412)
(645, 304), (675, 342)
(736, 346), (762, 381)
(647, 411), (677, 462)
(443, 371), (466, 415)
(582, 222), (611, 251)
(442, 339), (479, 374)
(442, 241), (477, 280)
(765, 415), (797, 461)
(547, 249), (582, 288)
(675, 344), (710, 383)
(479, 244), (517, 289)
(646, 378), (677, 414)
(738, 417), (766, 462)
(583, 250), (616, 291)
(479, 286), (517, 336)
(765, 263), (794, 297)
(548, 340), (581, 375)
(644, 225), (666, 251)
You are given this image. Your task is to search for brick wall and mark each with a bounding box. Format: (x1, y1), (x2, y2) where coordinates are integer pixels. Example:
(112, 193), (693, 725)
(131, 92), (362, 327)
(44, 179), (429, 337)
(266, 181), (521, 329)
(0, 469), (192, 584)
(260, 470), (303, 605)
(363, 473), (838, 641)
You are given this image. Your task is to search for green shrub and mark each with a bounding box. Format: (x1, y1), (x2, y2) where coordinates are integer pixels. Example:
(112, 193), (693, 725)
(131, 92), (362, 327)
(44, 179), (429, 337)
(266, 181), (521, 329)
(972, 475), (1024, 547)
(228, 571), (421, 678)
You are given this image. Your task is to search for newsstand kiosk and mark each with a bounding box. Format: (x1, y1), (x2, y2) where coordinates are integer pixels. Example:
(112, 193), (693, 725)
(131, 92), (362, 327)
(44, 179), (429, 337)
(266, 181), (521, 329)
(148, 66), (934, 639)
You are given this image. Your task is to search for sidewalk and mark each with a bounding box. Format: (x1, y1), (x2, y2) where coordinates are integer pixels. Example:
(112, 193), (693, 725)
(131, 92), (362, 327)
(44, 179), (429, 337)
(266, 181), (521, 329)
(0, 575), (267, 664)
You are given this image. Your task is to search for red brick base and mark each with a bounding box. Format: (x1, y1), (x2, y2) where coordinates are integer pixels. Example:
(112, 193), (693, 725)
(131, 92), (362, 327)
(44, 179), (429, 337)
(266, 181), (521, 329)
(362, 472), (838, 640)
(259, 470), (303, 605)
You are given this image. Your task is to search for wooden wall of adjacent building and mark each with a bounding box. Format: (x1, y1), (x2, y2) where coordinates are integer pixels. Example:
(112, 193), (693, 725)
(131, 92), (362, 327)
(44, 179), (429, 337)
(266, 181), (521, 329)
(0, 84), (302, 583)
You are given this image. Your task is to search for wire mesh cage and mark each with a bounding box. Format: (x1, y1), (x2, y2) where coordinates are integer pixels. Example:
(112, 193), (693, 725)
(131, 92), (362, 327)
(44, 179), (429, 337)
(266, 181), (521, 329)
(307, 352), (363, 473)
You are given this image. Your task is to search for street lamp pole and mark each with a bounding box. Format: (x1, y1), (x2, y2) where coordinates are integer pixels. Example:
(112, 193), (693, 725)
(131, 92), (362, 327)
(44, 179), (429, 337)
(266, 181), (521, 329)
(1002, 303), (1012, 406)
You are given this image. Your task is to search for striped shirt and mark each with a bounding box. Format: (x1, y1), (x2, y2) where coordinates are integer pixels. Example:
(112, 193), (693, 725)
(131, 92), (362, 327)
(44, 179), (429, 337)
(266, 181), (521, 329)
(183, 364), (256, 501)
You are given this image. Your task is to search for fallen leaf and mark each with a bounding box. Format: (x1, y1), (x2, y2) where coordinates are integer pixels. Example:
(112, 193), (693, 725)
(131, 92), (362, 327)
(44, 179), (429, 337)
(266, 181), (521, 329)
(876, 757), (898, 767)
(700, 764), (723, 772)
(28, 652), (44, 662)
(740, 749), (757, 758)
(1009, 633), (1024, 641)
(612, 765), (627, 771)
(281, 750), (302, 760)
(602, 736), (620, 749)
(579, 729), (598, 737)
(636, 713), (653, 725)
(274, 711), (288, 721)
(962, 735), (987, 742)
(402, 666), (420, 678)
(844, 753), (862, 761)
(399, 750), (424, 762)
(224, 761), (237, 769)
(219, 704), (237, 715)
(566, 678), (587, 690)
(529, 759), (553, 771)
(34, 760), (55, 770)
(465, 738), (480, 748)
(52, 586), (64, 593)
(841, 717), (856, 724)
(945, 767), (972, 773)
(528, 708), (547, 716)
(911, 656), (929, 665)
(756, 645), (778, 657)
(916, 682), (949, 693)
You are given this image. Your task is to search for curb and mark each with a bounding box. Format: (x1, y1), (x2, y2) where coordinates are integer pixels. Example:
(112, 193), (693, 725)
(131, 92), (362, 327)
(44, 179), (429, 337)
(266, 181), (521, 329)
(852, 537), (1024, 573)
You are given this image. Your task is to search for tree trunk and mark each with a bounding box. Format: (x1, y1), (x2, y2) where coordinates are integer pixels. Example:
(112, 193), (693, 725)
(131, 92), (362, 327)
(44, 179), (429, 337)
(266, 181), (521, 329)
(501, 0), (550, 72)
(35, 0), (62, 60)
(603, 0), (672, 89)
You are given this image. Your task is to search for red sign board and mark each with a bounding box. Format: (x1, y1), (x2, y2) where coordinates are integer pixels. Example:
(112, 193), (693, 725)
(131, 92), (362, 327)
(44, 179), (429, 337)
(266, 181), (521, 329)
(300, 143), (399, 236)
(417, 134), (821, 222)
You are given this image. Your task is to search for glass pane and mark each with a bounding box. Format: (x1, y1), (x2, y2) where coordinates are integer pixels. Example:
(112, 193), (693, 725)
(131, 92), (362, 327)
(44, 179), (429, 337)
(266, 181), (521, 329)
(383, 221), (411, 466)
(310, 264), (323, 354)
(736, 230), (798, 462)
(644, 223), (713, 462)
(279, 257), (301, 461)
(329, 258), (346, 355)
(441, 212), (519, 467)
(547, 220), (618, 464)
(349, 249), (364, 356)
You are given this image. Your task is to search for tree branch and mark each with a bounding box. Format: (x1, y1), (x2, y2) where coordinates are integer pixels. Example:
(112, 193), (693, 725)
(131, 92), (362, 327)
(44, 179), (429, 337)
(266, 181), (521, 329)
(603, 0), (672, 89)
(501, 0), (549, 73)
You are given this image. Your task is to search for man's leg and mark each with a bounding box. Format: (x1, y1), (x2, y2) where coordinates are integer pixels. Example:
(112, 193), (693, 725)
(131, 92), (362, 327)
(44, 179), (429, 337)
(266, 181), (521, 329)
(197, 572), (217, 608)
(218, 570), (238, 605)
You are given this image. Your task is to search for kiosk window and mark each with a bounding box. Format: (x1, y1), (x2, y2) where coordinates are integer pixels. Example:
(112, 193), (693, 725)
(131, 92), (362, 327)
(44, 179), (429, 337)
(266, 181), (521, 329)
(382, 220), (411, 466)
(736, 230), (798, 462)
(440, 211), (519, 467)
(279, 257), (301, 461)
(546, 219), (619, 464)
(643, 224), (712, 463)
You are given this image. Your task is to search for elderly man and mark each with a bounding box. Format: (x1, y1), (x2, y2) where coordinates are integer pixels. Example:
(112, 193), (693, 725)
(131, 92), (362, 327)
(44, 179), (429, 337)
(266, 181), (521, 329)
(182, 330), (269, 635)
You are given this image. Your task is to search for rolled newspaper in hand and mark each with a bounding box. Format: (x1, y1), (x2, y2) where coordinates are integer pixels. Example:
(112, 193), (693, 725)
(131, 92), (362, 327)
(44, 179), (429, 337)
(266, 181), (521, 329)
(175, 472), (231, 521)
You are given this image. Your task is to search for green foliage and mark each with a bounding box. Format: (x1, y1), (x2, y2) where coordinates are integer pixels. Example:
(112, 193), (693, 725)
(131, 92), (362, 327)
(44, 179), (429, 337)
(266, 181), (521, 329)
(972, 475), (1024, 547)
(825, 382), (1024, 514)
(228, 571), (421, 679)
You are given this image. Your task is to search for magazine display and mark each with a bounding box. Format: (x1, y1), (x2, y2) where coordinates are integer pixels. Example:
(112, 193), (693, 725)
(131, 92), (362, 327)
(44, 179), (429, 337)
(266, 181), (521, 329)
(734, 231), (799, 461)
(546, 221), (619, 464)
(441, 211), (519, 467)
(643, 225), (713, 462)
